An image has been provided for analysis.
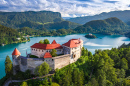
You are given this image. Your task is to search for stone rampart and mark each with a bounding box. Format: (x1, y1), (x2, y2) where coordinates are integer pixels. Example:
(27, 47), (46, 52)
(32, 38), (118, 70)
(53, 54), (71, 69)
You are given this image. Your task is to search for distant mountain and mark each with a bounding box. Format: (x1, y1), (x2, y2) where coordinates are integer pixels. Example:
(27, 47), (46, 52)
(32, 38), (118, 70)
(74, 17), (129, 35)
(67, 10), (130, 24)
(0, 11), (79, 29)
(0, 11), (61, 29)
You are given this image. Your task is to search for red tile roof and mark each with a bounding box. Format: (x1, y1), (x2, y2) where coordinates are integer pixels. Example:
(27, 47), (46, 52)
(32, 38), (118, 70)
(51, 40), (57, 44)
(44, 52), (52, 58)
(62, 39), (81, 48)
(31, 43), (62, 49)
(12, 48), (21, 55)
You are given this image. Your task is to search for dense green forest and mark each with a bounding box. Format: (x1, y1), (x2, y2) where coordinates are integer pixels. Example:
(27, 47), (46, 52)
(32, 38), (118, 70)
(67, 10), (130, 24)
(52, 44), (130, 86)
(74, 17), (130, 35)
(17, 27), (76, 36)
(0, 11), (80, 29)
(43, 21), (80, 30)
(0, 24), (28, 45)
(18, 21), (80, 30)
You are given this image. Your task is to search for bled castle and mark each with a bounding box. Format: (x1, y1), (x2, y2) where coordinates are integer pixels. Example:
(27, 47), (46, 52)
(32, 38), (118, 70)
(12, 38), (83, 74)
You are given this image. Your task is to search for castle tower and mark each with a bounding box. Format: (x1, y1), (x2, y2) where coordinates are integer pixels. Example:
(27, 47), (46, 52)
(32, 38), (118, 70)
(12, 48), (21, 74)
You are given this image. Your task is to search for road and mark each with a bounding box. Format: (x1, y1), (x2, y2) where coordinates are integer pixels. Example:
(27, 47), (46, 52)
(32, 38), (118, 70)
(3, 74), (54, 86)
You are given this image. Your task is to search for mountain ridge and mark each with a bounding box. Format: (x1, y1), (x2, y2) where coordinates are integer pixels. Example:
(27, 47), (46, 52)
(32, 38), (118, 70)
(74, 17), (129, 35)
(67, 10), (130, 24)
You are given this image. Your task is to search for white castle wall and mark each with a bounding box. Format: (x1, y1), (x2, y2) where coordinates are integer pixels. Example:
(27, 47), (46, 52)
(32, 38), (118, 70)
(31, 48), (63, 58)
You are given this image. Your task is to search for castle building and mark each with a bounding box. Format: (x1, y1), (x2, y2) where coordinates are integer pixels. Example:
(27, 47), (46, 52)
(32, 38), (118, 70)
(12, 39), (83, 74)
(31, 40), (63, 58)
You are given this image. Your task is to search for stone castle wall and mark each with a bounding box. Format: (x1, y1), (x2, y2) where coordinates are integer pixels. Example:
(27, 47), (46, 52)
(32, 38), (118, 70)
(18, 54), (71, 73)
(53, 54), (71, 69)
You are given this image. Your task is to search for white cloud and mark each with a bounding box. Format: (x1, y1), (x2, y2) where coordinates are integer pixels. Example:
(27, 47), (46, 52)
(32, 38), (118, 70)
(0, 0), (130, 17)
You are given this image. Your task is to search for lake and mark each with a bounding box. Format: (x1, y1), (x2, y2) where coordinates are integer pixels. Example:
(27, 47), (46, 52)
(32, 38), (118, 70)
(0, 33), (130, 79)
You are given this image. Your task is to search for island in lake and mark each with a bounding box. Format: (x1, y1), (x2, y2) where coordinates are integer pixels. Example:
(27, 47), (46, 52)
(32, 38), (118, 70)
(85, 33), (97, 38)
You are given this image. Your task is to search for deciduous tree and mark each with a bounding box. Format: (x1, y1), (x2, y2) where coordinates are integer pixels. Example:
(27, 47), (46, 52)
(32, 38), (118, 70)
(44, 39), (50, 44)
(21, 81), (28, 86)
(50, 49), (57, 57)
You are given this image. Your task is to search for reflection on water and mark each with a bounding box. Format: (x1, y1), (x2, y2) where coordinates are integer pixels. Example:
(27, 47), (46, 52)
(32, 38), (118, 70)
(0, 33), (130, 79)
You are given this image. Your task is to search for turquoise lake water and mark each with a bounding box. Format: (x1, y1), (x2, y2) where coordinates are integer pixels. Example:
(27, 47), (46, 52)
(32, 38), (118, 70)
(0, 33), (130, 79)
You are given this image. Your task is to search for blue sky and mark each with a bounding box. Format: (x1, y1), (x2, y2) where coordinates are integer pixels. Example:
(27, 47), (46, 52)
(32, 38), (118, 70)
(0, 0), (130, 17)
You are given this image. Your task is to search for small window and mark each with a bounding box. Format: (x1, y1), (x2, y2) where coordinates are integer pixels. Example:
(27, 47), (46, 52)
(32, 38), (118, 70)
(32, 49), (33, 50)
(42, 50), (44, 52)
(36, 49), (37, 51)
(52, 59), (53, 61)
(39, 50), (40, 52)
(34, 49), (35, 51)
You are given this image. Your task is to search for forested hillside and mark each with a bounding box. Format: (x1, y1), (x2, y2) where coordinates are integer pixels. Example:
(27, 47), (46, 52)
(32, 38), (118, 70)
(74, 17), (129, 35)
(17, 27), (76, 36)
(53, 44), (130, 86)
(0, 24), (27, 45)
(0, 11), (62, 29)
(67, 10), (130, 24)
(18, 21), (80, 30)
(0, 11), (80, 29)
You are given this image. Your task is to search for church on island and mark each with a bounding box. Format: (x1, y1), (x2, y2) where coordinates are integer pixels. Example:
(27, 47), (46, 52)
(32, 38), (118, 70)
(12, 38), (83, 74)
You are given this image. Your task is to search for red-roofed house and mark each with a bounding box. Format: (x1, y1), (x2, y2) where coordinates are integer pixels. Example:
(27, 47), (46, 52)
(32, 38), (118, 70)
(44, 52), (52, 58)
(62, 38), (83, 62)
(31, 40), (63, 58)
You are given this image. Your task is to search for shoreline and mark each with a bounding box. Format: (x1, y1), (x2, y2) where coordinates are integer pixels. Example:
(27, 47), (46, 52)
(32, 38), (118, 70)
(0, 33), (128, 46)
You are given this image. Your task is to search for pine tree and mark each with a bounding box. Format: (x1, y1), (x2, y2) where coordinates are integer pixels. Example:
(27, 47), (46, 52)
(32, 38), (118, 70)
(5, 55), (13, 76)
